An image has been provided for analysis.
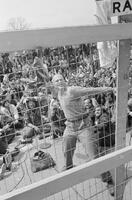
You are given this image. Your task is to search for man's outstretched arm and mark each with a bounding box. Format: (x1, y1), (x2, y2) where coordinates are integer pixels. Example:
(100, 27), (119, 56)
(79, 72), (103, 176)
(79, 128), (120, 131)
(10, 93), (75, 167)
(70, 86), (114, 98)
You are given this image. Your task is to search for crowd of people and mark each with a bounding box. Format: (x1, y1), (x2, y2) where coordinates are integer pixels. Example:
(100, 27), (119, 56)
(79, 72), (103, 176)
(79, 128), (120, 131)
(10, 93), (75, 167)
(0, 44), (116, 144)
(0, 43), (132, 195)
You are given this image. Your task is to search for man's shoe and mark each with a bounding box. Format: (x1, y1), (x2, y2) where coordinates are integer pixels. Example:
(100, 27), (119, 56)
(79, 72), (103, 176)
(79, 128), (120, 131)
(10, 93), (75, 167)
(61, 165), (76, 172)
(107, 183), (115, 197)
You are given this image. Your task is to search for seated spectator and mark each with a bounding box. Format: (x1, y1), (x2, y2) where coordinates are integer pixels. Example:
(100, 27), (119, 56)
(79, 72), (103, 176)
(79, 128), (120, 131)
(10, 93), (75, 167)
(0, 97), (23, 148)
(24, 98), (41, 130)
(2, 97), (23, 129)
(24, 98), (50, 140)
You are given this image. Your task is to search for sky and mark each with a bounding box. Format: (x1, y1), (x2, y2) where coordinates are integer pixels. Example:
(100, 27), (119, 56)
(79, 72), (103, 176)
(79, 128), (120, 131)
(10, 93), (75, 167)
(0, 0), (97, 30)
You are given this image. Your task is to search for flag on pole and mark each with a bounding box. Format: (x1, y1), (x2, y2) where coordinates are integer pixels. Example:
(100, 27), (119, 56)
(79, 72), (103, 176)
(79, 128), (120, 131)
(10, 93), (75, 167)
(95, 0), (118, 68)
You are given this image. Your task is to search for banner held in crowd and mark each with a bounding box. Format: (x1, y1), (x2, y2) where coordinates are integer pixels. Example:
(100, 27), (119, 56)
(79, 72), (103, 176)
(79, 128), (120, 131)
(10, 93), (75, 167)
(95, 0), (118, 68)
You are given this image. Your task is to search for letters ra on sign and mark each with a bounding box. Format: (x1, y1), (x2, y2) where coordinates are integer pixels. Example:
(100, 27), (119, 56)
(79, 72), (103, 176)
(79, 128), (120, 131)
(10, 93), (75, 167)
(111, 0), (132, 16)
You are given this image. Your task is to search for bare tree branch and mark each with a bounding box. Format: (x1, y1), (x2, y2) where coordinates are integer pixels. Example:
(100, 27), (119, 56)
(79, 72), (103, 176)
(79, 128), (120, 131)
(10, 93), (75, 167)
(7, 17), (31, 31)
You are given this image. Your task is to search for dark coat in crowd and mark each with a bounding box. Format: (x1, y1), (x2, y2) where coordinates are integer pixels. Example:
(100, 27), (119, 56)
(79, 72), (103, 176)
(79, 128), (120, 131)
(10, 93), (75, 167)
(94, 110), (115, 147)
(50, 106), (66, 139)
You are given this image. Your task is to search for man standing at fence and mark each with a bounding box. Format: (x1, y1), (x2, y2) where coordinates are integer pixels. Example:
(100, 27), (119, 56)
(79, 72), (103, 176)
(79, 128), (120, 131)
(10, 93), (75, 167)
(52, 74), (113, 170)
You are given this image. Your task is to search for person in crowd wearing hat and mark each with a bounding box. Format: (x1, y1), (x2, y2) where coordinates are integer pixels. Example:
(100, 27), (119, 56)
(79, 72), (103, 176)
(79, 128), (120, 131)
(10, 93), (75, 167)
(52, 73), (114, 170)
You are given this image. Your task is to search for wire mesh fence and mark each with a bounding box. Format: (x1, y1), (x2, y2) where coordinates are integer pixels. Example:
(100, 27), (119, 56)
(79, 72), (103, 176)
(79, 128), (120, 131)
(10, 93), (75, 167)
(0, 41), (132, 200)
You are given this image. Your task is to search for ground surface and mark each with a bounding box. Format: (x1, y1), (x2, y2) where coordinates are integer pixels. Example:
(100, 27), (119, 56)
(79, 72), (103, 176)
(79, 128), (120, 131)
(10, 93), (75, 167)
(0, 132), (132, 200)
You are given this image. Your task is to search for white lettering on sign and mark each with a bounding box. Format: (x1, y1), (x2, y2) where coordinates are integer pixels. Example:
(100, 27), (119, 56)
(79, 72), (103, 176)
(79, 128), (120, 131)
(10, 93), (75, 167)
(111, 0), (132, 16)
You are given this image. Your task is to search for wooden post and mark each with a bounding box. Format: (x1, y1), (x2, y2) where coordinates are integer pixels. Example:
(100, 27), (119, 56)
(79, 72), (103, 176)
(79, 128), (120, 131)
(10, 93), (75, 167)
(115, 39), (131, 200)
